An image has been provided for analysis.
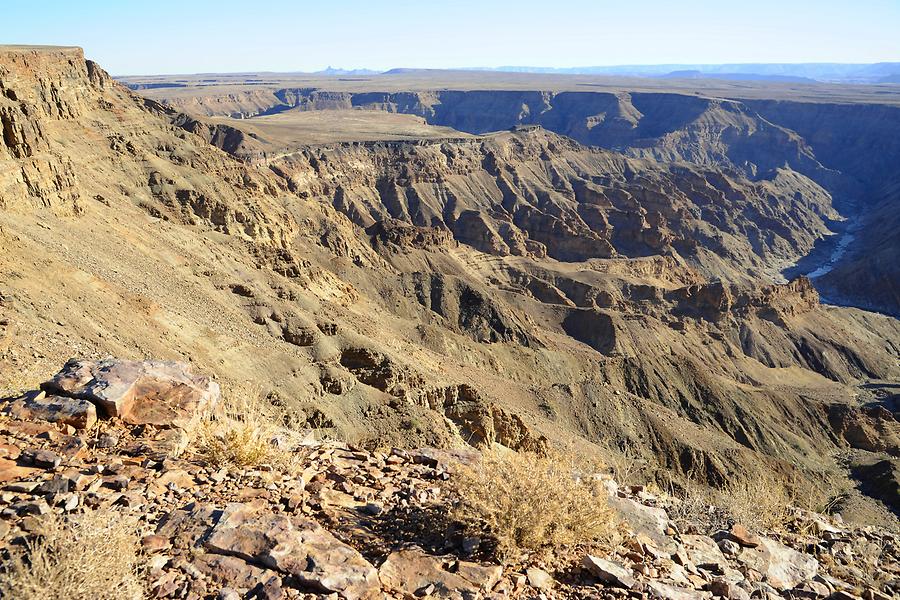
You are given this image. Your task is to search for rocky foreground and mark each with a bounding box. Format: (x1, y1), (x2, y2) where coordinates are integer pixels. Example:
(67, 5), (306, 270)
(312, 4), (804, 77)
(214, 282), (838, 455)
(0, 359), (896, 600)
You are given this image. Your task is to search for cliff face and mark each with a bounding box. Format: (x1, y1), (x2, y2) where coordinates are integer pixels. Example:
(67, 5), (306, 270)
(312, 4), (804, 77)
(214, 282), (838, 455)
(0, 47), (85, 212)
(264, 127), (835, 283)
(0, 46), (291, 245)
(161, 85), (900, 315)
(2, 48), (900, 517)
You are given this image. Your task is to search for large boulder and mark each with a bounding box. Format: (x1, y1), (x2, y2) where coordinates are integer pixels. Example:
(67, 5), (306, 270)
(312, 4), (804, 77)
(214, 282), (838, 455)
(608, 495), (677, 552)
(40, 358), (220, 426)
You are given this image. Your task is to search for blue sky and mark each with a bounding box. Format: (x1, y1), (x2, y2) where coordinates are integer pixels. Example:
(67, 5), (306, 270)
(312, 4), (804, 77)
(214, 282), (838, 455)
(4, 0), (900, 75)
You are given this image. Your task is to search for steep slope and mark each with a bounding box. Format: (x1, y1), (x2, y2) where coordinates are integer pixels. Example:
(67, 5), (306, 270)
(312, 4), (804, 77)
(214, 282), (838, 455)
(162, 86), (900, 315)
(2, 47), (899, 521)
(262, 126), (834, 283)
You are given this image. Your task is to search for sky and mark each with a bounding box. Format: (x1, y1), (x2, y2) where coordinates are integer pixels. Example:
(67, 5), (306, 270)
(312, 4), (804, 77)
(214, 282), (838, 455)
(4, 0), (900, 75)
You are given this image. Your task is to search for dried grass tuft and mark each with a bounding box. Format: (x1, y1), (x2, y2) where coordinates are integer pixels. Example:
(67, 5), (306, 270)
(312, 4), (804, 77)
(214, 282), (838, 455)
(0, 509), (144, 600)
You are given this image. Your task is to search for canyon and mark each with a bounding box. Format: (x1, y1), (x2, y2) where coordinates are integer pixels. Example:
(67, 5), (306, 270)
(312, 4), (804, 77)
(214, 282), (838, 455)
(0, 45), (899, 598)
(135, 74), (900, 318)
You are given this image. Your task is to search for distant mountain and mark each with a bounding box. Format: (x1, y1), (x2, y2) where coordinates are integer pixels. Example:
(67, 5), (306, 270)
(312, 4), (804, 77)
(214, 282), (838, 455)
(656, 70), (817, 83)
(468, 63), (900, 83)
(314, 66), (381, 76)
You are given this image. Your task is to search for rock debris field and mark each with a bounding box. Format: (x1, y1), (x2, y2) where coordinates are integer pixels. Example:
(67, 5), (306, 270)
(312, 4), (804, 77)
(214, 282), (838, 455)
(0, 359), (897, 600)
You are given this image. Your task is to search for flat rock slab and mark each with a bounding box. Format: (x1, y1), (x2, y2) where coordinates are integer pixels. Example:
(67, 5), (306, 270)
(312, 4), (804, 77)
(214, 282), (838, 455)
(378, 548), (503, 600)
(648, 581), (711, 600)
(41, 358), (220, 426)
(737, 535), (818, 590)
(609, 495), (677, 553)
(192, 553), (279, 591)
(156, 502), (224, 551)
(582, 554), (636, 589)
(681, 534), (728, 570)
(410, 447), (481, 472)
(205, 502), (379, 600)
(4, 390), (97, 430)
(0, 458), (40, 483)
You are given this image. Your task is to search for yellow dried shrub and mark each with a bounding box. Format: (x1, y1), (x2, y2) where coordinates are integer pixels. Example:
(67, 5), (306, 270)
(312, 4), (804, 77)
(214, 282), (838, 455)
(451, 447), (618, 559)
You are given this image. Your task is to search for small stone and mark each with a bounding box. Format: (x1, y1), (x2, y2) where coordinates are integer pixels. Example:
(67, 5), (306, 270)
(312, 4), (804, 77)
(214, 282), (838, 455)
(36, 476), (70, 495)
(647, 581), (706, 599)
(15, 498), (50, 515)
(828, 592), (863, 600)
(718, 538), (741, 557)
(711, 577), (751, 600)
(32, 449), (62, 469)
(141, 534), (172, 552)
(20, 515), (48, 533)
(96, 433), (119, 449)
(360, 502), (383, 516)
(250, 575), (283, 600)
(4, 480), (42, 493)
(727, 523), (760, 548)
(526, 567), (555, 590)
(60, 493), (80, 511)
(103, 475), (130, 490)
(862, 589), (893, 600)
(147, 554), (171, 574)
(791, 580), (830, 598)
(0, 443), (21, 460)
(461, 536), (481, 554)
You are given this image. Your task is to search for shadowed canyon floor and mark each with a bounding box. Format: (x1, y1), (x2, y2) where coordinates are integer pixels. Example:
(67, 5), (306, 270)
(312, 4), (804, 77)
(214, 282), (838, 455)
(1, 46), (899, 598)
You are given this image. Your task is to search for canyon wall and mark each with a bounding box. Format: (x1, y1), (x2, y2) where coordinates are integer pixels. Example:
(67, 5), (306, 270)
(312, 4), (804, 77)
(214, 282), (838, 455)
(164, 86), (900, 315)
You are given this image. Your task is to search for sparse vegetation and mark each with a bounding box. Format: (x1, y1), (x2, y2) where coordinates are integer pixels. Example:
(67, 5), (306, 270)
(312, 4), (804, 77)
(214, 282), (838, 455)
(195, 389), (301, 470)
(666, 480), (731, 535)
(667, 471), (836, 534)
(0, 509), (144, 600)
(599, 441), (646, 488)
(718, 472), (794, 532)
(451, 447), (619, 559)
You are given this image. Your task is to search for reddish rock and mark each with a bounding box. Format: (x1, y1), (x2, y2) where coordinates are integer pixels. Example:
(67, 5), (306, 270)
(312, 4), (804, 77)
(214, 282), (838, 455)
(0, 458), (39, 482)
(142, 534), (172, 553)
(379, 549), (503, 600)
(727, 523), (761, 548)
(41, 358), (220, 426)
(4, 390), (98, 430)
(204, 502), (379, 600)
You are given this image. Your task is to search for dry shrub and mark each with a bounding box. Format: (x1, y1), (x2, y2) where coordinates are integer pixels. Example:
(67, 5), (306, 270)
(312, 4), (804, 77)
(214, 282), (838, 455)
(599, 441), (646, 488)
(666, 472), (796, 534)
(0, 509), (143, 600)
(451, 447), (618, 559)
(195, 391), (302, 470)
(667, 480), (731, 535)
(717, 473), (794, 532)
